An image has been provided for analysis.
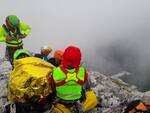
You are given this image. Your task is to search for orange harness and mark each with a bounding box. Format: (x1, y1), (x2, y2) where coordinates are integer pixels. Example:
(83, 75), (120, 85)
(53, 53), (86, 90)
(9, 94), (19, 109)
(55, 66), (85, 86)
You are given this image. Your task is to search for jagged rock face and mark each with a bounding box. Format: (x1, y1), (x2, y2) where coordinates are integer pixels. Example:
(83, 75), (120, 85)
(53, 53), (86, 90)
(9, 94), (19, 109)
(89, 71), (150, 113)
(0, 58), (12, 113)
(0, 59), (150, 113)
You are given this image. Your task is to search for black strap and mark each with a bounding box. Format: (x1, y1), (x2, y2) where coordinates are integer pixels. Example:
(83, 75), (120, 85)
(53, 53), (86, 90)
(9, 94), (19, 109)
(2, 24), (12, 36)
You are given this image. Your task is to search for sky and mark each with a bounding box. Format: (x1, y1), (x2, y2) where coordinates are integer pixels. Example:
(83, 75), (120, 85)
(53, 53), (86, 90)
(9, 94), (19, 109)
(0, 0), (150, 91)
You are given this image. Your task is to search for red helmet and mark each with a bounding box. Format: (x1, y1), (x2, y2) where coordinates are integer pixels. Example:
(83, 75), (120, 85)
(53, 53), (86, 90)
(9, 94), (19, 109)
(62, 46), (81, 69)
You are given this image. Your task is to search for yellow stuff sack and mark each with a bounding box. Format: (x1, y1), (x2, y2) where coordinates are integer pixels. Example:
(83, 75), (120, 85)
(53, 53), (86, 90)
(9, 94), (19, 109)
(52, 90), (98, 113)
(82, 90), (98, 112)
(8, 57), (54, 103)
(52, 103), (72, 113)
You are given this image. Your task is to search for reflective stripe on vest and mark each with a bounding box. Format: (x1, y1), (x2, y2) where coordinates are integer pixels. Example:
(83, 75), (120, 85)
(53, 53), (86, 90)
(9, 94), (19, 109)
(5, 29), (23, 47)
(6, 38), (23, 47)
(53, 66), (85, 100)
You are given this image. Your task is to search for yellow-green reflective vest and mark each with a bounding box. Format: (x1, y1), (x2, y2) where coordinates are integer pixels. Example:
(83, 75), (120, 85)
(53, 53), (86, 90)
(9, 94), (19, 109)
(0, 21), (31, 47)
(53, 66), (85, 101)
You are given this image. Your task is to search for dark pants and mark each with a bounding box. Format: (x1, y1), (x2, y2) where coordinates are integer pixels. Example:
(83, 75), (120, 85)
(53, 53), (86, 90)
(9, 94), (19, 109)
(4, 93), (55, 113)
(5, 46), (23, 65)
(5, 102), (50, 113)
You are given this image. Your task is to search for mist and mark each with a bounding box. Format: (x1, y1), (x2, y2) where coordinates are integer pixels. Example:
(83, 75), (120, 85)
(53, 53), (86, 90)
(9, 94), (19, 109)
(0, 0), (150, 91)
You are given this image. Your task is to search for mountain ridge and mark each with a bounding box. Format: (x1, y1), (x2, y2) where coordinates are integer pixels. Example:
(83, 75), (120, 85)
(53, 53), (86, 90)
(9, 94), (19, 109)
(0, 58), (150, 113)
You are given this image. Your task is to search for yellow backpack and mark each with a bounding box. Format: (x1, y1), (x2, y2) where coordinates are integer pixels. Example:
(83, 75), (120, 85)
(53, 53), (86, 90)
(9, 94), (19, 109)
(8, 57), (54, 103)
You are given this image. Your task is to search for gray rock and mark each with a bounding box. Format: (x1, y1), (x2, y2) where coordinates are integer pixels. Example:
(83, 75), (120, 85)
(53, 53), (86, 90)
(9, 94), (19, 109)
(88, 71), (149, 113)
(0, 59), (12, 113)
(143, 91), (150, 102)
(0, 59), (150, 113)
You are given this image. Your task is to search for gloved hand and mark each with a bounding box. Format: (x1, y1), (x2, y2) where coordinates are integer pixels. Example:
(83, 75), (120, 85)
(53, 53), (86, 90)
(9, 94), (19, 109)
(6, 36), (13, 41)
(17, 34), (27, 39)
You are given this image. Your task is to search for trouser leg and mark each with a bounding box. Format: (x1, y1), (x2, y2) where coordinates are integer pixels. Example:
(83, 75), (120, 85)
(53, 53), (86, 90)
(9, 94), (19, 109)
(6, 46), (23, 66)
(5, 48), (9, 60)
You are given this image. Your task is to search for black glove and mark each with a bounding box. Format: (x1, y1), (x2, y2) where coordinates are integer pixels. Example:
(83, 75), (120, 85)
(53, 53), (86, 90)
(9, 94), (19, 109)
(18, 34), (27, 39)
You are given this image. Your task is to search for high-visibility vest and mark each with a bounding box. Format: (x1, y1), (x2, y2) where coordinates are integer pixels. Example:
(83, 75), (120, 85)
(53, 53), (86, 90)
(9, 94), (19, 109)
(6, 38), (23, 47)
(53, 66), (86, 101)
(0, 21), (30, 47)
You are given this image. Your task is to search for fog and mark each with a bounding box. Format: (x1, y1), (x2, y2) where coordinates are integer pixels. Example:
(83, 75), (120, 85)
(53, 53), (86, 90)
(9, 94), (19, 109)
(0, 0), (150, 91)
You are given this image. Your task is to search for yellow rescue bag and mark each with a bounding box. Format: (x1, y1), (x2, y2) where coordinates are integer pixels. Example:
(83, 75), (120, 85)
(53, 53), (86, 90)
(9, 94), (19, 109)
(52, 103), (72, 113)
(81, 90), (98, 112)
(8, 57), (54, 103)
